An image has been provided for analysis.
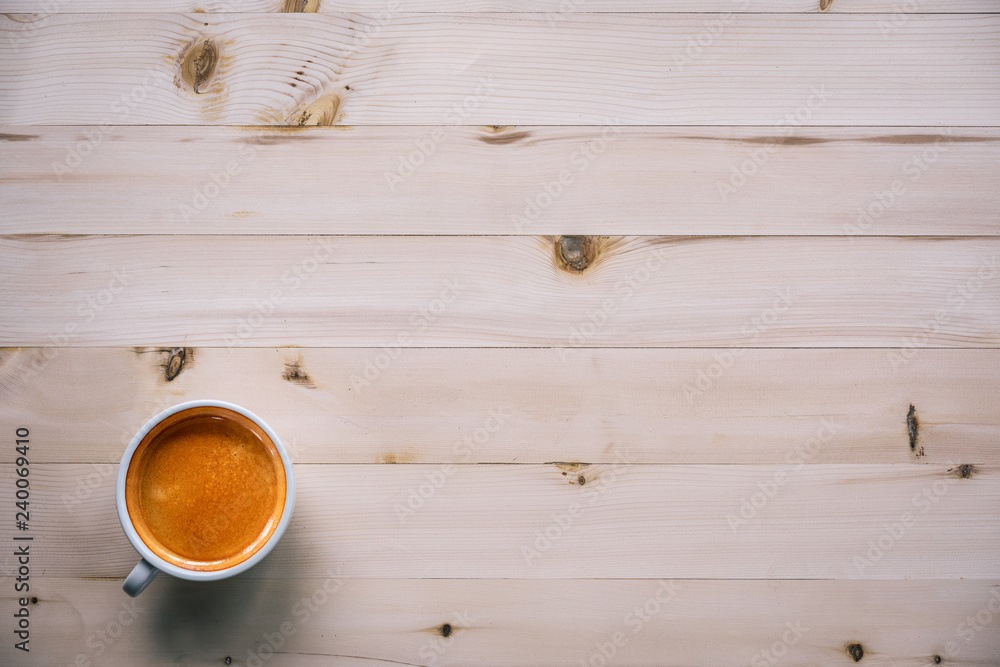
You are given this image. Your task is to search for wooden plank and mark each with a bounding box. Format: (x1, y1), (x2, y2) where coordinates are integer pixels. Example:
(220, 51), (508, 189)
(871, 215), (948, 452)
(4, 126), (999, 236)
(9, 578), (999, 667)
(3, 14), (1000, 126)
(5, 463), (998, 578)
(2, 235), (999, 347)
(2, 348), (996, 465)
(3, 1), (999, 12)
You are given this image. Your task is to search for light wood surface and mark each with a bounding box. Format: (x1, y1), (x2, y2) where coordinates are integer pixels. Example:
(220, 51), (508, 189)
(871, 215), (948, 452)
(19, 463), (1000, 579)
(3, 14), (1000, 126)
(4, 126), (998, 236)
(1, 5), (998, 666)
(2, 347), (996, 465)
(3, 235), (999, 347)
(24, 578), (1000, 666)
(3, 1), (999, 12)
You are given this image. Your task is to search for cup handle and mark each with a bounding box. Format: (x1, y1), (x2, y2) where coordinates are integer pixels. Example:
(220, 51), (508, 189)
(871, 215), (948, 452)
(123, 558), (159, 597)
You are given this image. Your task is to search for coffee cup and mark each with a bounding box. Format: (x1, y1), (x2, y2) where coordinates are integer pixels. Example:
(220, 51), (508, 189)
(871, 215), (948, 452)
(116, 400), (294, 596)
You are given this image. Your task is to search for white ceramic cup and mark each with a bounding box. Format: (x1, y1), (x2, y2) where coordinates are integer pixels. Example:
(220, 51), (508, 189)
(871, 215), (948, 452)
(116, 400), (295, 597)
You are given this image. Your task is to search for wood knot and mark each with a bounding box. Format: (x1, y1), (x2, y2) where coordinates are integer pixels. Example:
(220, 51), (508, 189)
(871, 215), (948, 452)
(293, 96), (341, 126)
(932, 656), (942, 664)
(181, 39), (218, 94)
(819, 0), (834, 10)
(549, 462), (586, 473)
(847, 643), (864, 662)
(439, 623), (452, 637)
(282, 358), (316, 388)
(283, 0), (320, 11)
(951, 464), (976, 479)
(556, 236), (596, 273)
(906, 404), (922, 457)
(164, 347), (187, 381)
(479, 127), (531, 145)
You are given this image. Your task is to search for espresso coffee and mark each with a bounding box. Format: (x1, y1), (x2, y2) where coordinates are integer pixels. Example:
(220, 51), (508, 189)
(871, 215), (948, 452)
(125, 407), (286, 572)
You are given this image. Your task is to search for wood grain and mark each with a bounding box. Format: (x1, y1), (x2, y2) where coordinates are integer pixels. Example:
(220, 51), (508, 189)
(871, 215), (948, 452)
(4, 126), (998, 236)
(10, 578), (998, 667)
(2, 8), (998, 666)
(8, 463), (998, 579)
(2, 235), (998, 347)
(3, 0), (998, 12)
(3, 14), (1000, 125)
(2, 347), (996, 465)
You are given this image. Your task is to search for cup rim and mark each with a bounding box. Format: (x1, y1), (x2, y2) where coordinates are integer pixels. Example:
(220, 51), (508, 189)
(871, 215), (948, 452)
(116, 399), (295, 582)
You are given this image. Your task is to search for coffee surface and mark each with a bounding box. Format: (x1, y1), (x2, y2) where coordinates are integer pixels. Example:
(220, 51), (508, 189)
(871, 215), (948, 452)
(126, 409), (286, 571)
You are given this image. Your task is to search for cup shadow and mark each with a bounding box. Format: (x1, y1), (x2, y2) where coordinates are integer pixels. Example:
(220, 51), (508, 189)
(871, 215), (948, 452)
(145, 533), (301, 662)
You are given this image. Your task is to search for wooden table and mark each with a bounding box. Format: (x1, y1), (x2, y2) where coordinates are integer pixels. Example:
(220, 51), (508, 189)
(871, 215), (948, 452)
(2, 3), (999, 665)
